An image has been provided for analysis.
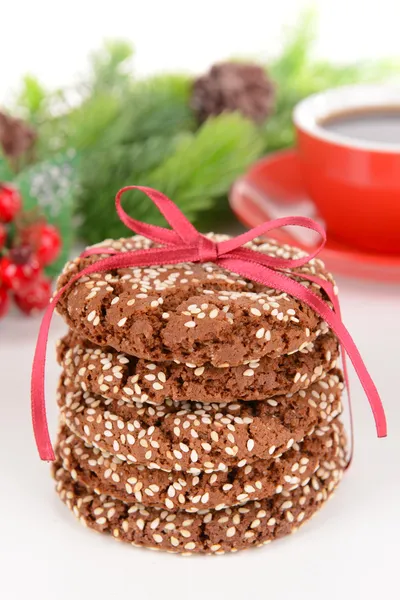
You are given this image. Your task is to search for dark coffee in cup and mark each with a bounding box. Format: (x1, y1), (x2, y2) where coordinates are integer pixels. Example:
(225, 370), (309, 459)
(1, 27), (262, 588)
(319, 107), (400, 144)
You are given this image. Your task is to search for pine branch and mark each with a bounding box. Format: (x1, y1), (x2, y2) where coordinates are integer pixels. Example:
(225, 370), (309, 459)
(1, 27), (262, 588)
(99, 74), (196, 147)
(78, 113), (264, 244)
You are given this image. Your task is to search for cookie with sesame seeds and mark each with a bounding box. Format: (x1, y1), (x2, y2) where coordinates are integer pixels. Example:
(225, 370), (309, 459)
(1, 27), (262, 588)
(56, 419), (345, 512)
(58, 368), (344, 472)
(52, 429), (346, 555)
(55, 234), (336, 367)
(57, 331), (339, 404)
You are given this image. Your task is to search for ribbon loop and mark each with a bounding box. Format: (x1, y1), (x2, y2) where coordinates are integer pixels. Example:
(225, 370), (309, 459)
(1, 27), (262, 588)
(115, 186), (201, 246)
(218, 215), (327, 269)
(31, 186), (387, 462)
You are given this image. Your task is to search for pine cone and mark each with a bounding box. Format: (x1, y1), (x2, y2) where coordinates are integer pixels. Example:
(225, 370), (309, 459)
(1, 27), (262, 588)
(191, 62), (274, 124)
(0, 111), (36, 159)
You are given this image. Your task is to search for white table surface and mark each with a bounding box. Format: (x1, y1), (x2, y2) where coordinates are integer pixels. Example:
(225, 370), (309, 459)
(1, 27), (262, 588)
(1, 274), (399, 600)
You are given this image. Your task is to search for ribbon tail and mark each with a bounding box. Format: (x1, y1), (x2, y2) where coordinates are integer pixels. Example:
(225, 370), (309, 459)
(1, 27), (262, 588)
(218, 257), (387, 438)
(31, 290), (63, 461)
(303, 275), (355, 465)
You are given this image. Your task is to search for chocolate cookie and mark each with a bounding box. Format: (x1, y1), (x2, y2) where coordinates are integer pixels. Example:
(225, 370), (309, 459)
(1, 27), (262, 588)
(53, 442), (346, 554)
(56, 419), (345, 512)
(56, 234), (335, 366)
(58, 369), (344, 472)
(58, 331), (339, 404)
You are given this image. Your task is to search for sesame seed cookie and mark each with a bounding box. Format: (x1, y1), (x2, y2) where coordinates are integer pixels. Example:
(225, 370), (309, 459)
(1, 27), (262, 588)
(58, 369), (344, 473)
(58, 331), (339, 404)
(56, 234), (335, 367)
(52, 434), (346, 554)
(56, 419), (345, 512)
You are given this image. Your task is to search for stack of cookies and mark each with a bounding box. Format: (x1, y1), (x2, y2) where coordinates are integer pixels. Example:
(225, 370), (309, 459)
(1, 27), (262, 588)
(52, 233), (348, 554)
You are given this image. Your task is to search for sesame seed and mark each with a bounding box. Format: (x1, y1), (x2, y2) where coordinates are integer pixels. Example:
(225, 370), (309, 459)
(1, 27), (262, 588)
(286, 511), (294, 523)
(184, 542), (196, 550)
(117, 317), (127, 327)
(180, 529), (191, 538)
(87, 310), (96, 322)
(244, 485), (255, 493)
(297, 512), (305, 522)
(243, 369), (254, 377)
(184, 321), (196, 328)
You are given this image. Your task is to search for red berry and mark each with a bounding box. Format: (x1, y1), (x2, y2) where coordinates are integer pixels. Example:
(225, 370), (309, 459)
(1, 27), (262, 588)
(0, 246), (41, 291)
(22, 222), (61, 266)
(14, 275), (51, 315)
(0, 184), (22, 223)
(0, 287), (10, 318)
(0, 223), (7, 250)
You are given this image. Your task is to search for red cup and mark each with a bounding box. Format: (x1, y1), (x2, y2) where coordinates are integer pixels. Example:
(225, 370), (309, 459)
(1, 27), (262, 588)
(293, 86), (400, 254)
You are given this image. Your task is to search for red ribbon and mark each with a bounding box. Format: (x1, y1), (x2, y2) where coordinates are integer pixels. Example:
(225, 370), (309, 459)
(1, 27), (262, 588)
(31, 185), (387, 462)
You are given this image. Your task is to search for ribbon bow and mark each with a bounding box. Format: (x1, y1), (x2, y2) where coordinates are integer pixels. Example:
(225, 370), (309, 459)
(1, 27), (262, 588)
(32, 185), (387, 462)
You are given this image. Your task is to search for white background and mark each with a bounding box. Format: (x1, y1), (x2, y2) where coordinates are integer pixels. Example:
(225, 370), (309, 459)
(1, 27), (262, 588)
(1, 278), (399, 599)
(1, 1), (400, 598)
(1, 0), (400, 103)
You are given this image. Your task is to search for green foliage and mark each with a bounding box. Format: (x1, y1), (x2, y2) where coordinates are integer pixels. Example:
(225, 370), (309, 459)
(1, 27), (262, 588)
(147, 114), (263, 215)
(78, 135), (183, 242)
(11, 39), (135, 161)
(0, 157), (13, 180)
(77, 73), (198, 243)
(14, 152), (79, 276)
(15, 75), (47, 123)
(78, 113), (263, 244)
(88, 39), (134, 93)
(99, 74), (195, 147)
